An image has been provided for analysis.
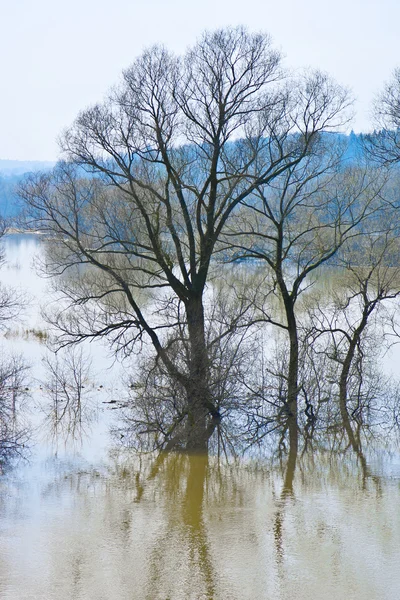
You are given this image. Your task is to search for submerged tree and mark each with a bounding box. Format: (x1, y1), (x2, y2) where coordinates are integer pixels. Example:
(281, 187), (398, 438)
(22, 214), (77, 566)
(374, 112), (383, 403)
(0, 225), (29, 469)
(0, 354), (29, 469)
(307, 230), (400, 440)
(224, 160), (387, 449)
(21, 27), (353, 452)
(40, 346), (95, 443)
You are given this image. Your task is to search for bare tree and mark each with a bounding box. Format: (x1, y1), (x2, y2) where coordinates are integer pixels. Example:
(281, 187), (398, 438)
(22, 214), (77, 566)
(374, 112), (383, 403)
(21, 27), (352, 452)
(365, 68), (400, 164)
(0, 220), (25, 325)
(0, 353), (30, 470)
(0, 225), (28, 468)
(306, 229), (400, 444)
(223, 158), (386, 450)
(40, 346), (95, 443)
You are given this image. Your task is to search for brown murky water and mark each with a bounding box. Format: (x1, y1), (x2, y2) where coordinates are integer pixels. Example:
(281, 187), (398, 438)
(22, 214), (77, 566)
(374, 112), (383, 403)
(1, 446), (400, 600)
(2, 235), (400, 599)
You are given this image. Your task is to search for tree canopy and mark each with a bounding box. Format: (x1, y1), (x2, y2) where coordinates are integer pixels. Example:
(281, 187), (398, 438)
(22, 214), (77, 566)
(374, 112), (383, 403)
(22, 27), (385, 453)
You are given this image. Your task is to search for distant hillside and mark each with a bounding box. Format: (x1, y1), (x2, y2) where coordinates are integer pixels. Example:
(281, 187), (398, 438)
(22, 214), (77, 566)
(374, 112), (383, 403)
(0, 133), (369, 221)
(0, 159), (55, 177)
(0, 160), (55, 219)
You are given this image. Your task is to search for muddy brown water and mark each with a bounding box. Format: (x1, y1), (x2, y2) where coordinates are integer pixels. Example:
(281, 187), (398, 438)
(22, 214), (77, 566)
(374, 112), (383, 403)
(2, 235), (400, 599)
(2, 448), (400, 600)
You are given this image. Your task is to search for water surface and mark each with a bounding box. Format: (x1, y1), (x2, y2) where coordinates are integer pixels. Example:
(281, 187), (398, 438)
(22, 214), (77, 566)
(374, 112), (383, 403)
(1, 235), (400, 599)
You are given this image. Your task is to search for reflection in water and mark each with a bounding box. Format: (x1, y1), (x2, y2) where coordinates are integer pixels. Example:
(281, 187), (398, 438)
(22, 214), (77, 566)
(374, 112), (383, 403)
(142, 454), (216, 599)
(40, 346), (98, 447)
(3, 233), (400, 597)
(0, 235), (34, 471)
(2, 443), (400, 599)
(0, 233), (124, 460)
(274, 439), (297, 569)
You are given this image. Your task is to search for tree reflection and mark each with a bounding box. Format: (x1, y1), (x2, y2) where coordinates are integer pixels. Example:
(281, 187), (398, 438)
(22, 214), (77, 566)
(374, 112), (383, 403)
(39, 346), (98, 447)
(15, 430), (400, 600)
(0, 354), (30, 472)
(274, 430), (298, 568)
(272, 414), (387, 582)
(137, 453), (216, 599)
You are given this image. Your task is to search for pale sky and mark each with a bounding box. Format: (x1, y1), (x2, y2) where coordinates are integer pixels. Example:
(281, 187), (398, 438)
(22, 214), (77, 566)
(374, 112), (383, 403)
(0, 0), (399, 160)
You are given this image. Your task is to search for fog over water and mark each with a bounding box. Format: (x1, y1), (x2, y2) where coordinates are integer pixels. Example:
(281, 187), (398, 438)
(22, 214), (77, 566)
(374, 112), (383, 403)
(1, 234), (400, 599)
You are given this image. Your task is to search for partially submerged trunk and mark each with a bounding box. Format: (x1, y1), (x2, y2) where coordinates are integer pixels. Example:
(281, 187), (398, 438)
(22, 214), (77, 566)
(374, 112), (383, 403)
(286, 325), (299, 453)
(339, 340), (357, 442)
(280, 283), (299, 453)
(339, 306), (370, 440)
(186, 296), (209, 451)
(182, 296), (221, 453)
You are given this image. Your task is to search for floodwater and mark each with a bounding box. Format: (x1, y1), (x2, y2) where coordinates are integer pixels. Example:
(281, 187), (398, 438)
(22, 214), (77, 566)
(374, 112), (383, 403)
(1, 235), (400, 599)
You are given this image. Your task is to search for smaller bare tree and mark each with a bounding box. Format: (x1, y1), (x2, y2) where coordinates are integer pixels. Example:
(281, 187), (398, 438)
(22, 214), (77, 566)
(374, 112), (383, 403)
(0, 225), (28, 469)
(224, 159), (386, 450)
(0, 354), (30, 470)
(305, 230), (400, 442)
(40, 346), (95, 443)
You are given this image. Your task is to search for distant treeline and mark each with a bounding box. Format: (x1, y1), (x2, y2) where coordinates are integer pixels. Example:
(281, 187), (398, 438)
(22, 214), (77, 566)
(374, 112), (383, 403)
(0, 160), (55, 218)
(0, 133), (370, 220)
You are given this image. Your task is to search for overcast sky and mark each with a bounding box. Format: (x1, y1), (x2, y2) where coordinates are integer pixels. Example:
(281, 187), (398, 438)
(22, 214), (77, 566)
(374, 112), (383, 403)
(0, 0), (398, 160)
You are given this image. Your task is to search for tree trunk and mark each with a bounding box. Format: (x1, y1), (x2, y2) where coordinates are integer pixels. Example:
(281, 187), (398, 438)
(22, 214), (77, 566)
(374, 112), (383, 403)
(339, 350), (370, 481)
(339, 340), (356, 439)
(185, 296), (214, 453)
(276, 261), (299, 451)
(284, 298), (299, 453)
(339, 307), (370, 439)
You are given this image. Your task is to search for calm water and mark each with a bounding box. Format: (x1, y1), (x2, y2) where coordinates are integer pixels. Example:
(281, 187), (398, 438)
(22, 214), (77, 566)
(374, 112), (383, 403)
(1, 235), (400, 600)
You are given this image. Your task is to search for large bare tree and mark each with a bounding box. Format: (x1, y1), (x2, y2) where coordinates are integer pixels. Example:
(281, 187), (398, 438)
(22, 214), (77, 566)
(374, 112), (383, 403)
(21, 27), (353, 452)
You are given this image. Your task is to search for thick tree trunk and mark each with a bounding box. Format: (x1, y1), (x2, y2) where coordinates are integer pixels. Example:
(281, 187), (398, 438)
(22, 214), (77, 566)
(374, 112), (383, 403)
(287, 327), (299, 452)
(283, 432), (298, 496)
(185, 296), (215, 453)
(276, 262), (299, 451)
(281, 293), (299, 453)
